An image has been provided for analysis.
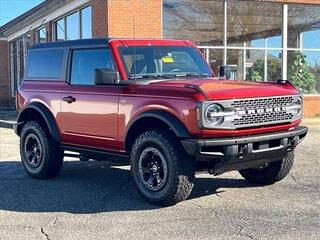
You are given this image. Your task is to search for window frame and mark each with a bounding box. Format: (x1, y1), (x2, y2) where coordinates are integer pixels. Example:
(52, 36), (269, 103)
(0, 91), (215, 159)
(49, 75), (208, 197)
(117, 45), (214, 79)
(25, 48), (68, 81)
(67, 46), (117, 86)
(35, 26), (47, 44)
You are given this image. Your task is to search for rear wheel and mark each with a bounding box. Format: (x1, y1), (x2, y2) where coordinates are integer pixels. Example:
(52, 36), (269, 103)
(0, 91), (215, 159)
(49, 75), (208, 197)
(239, 153), (294, 185)
(130, 130), (195, 206)
(20, 121), (63, 179)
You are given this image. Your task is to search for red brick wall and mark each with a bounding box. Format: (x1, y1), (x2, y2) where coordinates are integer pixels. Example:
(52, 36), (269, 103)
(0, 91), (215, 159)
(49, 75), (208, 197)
(0, 40), (12, 108)
(92, 0), (108, 38)
(303, 96), (320, 117)
(107, 0), (162, 38)
(92, 0), (162, 38)
(46, 22), (53, 42)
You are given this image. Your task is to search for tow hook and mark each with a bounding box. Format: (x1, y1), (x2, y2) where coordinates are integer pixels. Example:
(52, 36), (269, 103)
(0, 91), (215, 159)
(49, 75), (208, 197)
(208, 168), (215, 175)
(238, 144), (248, 158)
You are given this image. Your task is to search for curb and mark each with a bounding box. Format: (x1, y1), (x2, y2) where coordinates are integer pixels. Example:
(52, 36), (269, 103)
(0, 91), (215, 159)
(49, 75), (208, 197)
(301, 118), (320, 127)
(0, 120), (15, 129)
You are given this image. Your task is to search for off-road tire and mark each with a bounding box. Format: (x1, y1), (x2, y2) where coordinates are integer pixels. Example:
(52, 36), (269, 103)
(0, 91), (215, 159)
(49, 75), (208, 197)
(130, 130), (195, 206)
(20, 121), (63, 179)
(239, 152), (294, 185)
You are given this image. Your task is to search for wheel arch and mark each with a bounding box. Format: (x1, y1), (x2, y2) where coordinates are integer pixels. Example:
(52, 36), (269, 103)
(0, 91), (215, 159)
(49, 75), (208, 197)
(124, 110), (191, 152)
(16, 102), (60, 142)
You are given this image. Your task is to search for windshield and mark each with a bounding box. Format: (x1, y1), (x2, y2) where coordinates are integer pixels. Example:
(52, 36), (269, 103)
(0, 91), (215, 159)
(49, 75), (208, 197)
(118, 46), (213, 80)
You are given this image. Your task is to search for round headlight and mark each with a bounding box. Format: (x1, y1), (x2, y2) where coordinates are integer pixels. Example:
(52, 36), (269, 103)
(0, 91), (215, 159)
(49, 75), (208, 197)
(205, 104), (224, 125)
(293, 96), (303, 116)
(297, 96), (302, 116)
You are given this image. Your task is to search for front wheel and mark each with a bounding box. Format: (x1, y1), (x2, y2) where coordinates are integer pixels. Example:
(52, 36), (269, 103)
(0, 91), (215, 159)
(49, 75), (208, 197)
(130, 130), (195, 206)
(239, 153), (294, 185)
(20, 121), (64, 179)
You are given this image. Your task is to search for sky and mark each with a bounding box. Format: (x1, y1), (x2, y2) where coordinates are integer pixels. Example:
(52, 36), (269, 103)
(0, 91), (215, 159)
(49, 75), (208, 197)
(0, 0), (44, 26)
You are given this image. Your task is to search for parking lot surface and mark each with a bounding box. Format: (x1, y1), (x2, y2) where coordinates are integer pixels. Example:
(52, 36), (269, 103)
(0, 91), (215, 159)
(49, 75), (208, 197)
(0, 127), (319, 240)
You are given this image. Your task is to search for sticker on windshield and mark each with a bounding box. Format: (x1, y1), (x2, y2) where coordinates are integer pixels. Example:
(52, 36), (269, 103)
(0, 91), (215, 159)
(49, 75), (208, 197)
(162, 57), (174, 63)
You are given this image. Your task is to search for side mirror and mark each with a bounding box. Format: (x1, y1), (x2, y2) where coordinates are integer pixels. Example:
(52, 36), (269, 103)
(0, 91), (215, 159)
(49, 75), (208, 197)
(219, 65), (232, 80)
(94, 68), (120, 85)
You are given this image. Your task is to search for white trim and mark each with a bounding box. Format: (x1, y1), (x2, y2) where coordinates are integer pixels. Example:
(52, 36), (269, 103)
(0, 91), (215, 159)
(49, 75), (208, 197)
(288, 48), (320, 52)
(282, 4), (288, 80)
(199, 45), (320, 52)
(7, 0), (90, 41)
(199, 46), (283, 51)
(0, 37), (7, 41)
(303, 95), (320, 97)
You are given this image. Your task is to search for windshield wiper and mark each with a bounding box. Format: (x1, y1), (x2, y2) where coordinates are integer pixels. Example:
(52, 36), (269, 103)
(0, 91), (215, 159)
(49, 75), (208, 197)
(173, 72), (211, 78)
(129, 74), (172, 80)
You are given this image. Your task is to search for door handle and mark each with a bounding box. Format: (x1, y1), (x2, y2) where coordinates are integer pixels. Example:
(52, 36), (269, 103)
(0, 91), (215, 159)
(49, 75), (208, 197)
(63, 96), (76, 103)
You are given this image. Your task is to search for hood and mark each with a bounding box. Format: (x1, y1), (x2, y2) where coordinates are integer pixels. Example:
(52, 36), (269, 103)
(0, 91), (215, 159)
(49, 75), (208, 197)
(148, 79), (299, 100)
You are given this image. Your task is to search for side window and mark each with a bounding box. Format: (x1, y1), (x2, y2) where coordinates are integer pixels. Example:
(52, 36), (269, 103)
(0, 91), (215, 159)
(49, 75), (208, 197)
(70, 48), (114, 85)
(27, 50), (64, 79)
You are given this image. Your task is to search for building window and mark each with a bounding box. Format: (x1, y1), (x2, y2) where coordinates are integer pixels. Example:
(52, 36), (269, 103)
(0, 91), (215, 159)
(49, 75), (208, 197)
(55, 18), (65, 42)
(81, 6), (92, 39)
(66, 12), (80, 40)
(36, 27), (47, 43)
(287, 5), (320, 94)
(227, 2), (282, 47)
(9, 34), (31, 96)
(163, 1), (320, 95)
(54, 5), (92, 41)
(163, 1), (224, 46)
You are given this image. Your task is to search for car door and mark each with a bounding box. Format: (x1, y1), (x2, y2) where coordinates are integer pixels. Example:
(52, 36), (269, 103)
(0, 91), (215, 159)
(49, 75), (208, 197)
(60, 47), (122, 151)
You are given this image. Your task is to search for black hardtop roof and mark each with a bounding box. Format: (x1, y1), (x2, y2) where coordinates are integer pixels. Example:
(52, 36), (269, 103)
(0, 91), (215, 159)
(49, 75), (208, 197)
(30, 38), (111, 49)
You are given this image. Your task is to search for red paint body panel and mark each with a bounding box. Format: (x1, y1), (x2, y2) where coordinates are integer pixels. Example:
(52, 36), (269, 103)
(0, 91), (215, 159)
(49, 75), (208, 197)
(17, 39), (303, 153)
(148, 79), (298, 100)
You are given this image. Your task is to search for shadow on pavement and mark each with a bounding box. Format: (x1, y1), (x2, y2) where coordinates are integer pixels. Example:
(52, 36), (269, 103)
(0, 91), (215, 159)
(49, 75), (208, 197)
(0, 160), (255, 213)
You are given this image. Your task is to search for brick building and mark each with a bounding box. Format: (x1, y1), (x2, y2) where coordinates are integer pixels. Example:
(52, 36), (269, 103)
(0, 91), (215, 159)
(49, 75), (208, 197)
(0, 0), (319, 117)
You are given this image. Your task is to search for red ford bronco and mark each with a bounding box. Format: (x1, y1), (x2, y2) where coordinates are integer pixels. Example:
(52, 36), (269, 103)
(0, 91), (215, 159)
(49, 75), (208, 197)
(15, 38), (308, 206)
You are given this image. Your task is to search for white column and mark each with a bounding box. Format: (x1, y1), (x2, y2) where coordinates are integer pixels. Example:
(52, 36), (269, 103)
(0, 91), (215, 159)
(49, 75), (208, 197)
(9, 42), (14, 96)
(282, 4), (288, 80)
(206, 48), (210, 62)
(242, 42), (246, 80)
(223, 0), (227, 66)
(264, 39), (268, 82)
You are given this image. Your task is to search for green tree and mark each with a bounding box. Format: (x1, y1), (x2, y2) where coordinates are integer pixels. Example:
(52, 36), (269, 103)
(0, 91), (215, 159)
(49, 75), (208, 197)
(251, 70), (263, 81)
(288, 51), (318, 94)
(248, 59), (264, 81)
(248, 58), (281, 82)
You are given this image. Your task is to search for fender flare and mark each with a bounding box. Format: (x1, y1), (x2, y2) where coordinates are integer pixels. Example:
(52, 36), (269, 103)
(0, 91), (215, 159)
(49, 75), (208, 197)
(124, 110), (191, 143)
(16, 102), (60, 142)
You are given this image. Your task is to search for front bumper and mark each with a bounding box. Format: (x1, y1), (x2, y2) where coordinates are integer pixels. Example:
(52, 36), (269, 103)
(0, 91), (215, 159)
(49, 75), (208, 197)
(181, 126), (308, 175)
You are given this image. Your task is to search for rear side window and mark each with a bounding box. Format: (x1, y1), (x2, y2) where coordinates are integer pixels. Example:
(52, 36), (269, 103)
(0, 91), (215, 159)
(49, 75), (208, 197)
(70, 48), (114, 85)
(27, 50), (64, 79)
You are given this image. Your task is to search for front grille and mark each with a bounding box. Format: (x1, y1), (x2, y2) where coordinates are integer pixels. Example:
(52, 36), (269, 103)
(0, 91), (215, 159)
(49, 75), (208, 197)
(232, 96), (296, 127)
(231, 96), (294, 109)
(233, 112), (294, 126)
(201, 95), (301, 130)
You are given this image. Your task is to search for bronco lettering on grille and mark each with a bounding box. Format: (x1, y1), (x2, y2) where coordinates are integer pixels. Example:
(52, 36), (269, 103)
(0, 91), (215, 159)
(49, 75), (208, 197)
(236, 107), (285, 116)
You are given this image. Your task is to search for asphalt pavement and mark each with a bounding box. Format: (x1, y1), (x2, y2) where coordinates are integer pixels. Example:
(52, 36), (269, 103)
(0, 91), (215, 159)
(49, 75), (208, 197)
(0, 126), (319, 240)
